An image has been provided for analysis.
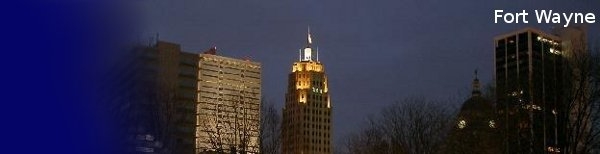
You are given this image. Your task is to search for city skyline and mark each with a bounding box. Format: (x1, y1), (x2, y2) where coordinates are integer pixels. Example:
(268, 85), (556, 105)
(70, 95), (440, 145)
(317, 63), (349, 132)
(131, 24), (599, 153)
(139, 0), (600, 148)
(3, 1), (600, 153)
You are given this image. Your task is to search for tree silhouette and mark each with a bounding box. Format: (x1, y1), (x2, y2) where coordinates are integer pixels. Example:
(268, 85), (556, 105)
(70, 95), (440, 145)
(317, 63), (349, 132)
(344, 97), (454, 154)
(259, 98), (281, 154)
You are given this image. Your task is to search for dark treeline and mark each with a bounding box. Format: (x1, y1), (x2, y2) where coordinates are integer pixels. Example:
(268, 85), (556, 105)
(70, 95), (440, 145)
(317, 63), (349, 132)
(341, 40), (600, 154)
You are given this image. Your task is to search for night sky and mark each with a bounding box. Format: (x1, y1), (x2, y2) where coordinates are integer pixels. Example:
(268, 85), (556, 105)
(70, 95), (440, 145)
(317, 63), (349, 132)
(139, 0), (599, 146)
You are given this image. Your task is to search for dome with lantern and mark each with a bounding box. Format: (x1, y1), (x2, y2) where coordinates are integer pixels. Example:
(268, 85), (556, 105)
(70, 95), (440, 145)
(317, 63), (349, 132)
(444, 70), (501, 154)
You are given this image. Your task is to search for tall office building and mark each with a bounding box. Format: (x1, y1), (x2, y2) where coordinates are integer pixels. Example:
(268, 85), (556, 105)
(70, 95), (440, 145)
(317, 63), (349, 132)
(130, 41), (197, 154)
(134, 41), (261, 153)
(195, 47), (262, 153)
(282, 30), (333, 154)
(494, 28), (566, 153)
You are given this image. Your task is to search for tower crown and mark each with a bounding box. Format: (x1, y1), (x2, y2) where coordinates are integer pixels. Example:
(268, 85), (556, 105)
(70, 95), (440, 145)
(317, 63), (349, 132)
(300, 27), (318, 62)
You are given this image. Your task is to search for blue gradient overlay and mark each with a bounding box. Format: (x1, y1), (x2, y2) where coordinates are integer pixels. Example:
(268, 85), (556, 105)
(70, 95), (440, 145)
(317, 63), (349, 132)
(1, 1), (136, 153)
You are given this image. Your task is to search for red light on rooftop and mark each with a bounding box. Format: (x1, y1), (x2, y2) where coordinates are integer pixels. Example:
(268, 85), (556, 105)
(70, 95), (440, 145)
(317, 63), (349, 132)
(203, 46), (217, 55)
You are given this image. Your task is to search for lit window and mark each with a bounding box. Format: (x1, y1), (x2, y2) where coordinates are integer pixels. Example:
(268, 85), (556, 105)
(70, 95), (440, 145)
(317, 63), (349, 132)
(489, 120), (496, 128)
(458, 120), (467, 129)
(523, 104), (542, 110)
(549, 48), (561, 55)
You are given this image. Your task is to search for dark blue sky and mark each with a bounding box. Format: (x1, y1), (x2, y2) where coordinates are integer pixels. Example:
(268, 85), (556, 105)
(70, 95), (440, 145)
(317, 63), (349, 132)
(139, 0), (599, 146)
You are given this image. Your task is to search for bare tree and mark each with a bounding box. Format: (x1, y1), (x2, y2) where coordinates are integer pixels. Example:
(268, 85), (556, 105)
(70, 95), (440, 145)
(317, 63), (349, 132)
(202, 90), (259, 154)
(562, 40), (600, 154)
(344, 97), (455, 154)
(259, 98), (281, 154)
(344, 117), (389, 154)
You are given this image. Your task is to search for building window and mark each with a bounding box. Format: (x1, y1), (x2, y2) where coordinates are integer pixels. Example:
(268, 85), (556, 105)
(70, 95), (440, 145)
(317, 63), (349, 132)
(489, 120), (496, 128)
(458, 120), (467, 129)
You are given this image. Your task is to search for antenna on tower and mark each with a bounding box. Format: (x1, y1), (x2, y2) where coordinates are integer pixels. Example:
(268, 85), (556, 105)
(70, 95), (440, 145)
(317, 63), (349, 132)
(307, 26), (312, 46)
(155, 32), (159, 46)
(316, 47), (319, 61)
(299, 49), (302, 61)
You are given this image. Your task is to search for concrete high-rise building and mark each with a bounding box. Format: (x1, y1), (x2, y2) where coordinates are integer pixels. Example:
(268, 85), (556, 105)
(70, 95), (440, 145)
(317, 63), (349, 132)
(282, 30), (333, 154)
(131, 41), (197, 154)
(135, 41), (261, 154)
(195, 47), (262, 154)
(494, 28), (566, 153)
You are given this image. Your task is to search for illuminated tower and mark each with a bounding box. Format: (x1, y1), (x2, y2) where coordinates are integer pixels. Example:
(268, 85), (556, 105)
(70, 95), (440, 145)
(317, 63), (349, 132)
(282, 29), (332, 154)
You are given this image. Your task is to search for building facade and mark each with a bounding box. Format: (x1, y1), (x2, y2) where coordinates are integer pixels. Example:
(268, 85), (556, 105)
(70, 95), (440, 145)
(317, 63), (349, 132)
(494, 28), (566, 153)
(135, 41), (261, 154)
(282, 31), (333, 154)
(195, 48), (262, 153)
(131, 41), (196, 154)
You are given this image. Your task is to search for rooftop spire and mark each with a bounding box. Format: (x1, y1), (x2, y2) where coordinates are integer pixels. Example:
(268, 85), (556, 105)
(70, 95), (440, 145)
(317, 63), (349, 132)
(472, 69), (481, 97)
(307, 26), (312, 47)
(301, 26), (314, 61)
(203, 46), (217, 55)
